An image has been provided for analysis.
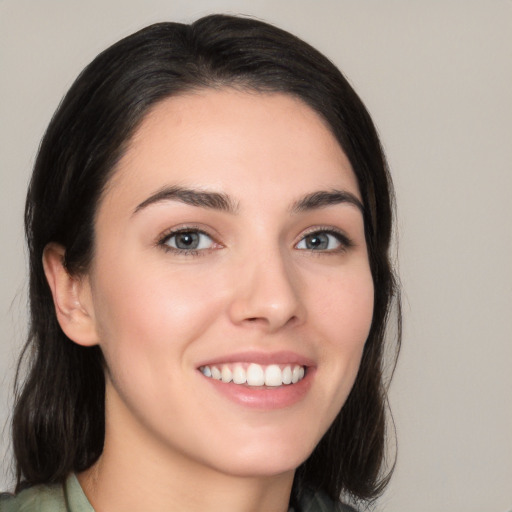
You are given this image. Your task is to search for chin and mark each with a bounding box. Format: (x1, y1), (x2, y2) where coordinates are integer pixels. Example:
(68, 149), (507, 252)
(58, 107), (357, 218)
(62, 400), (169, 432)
(199, 430), (318, 478)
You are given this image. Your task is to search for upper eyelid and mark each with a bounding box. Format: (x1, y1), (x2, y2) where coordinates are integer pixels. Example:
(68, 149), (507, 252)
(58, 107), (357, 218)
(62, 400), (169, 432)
(155, 224), (354, 249)
(294, 229), (355, 256)
(297, 226), (353, 243)
(162, 228), (212, 241)
(157, 225), (218, 244)
(157, 228), (220, 256)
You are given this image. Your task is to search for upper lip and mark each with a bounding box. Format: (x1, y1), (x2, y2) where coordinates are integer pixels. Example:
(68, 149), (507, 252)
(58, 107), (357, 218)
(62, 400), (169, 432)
(196, 350), (315, 368)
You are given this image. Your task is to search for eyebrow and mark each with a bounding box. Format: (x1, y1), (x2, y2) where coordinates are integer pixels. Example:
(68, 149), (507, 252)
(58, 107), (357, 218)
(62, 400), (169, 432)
(290, 190), (364, 214)
(133, 186), (239, 215)
(133, 186), (364, 216)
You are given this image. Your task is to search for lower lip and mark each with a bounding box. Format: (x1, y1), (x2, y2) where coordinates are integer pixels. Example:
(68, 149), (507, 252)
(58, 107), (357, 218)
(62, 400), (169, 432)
(200, 369), (314, 410)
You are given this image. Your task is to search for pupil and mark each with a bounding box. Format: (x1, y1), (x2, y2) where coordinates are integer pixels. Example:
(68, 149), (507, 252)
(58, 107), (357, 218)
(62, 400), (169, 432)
(306, 233), (328, 250)
(176, 232), (199, 249)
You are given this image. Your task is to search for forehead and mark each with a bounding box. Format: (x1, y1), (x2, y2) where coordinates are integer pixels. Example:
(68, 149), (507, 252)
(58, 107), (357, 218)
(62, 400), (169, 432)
(102, 89), (360, 212)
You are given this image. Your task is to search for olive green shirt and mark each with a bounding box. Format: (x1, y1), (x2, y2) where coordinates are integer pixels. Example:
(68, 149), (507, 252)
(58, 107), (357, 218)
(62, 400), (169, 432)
(0, 475), (91, 512)
(0, 474), (355, 511)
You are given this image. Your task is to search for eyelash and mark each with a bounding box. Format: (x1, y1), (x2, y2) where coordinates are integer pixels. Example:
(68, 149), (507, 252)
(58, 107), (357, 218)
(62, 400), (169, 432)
(296, 227), (354, 254)
(157, 226), (219, 256)
(156, 226), (353, 256)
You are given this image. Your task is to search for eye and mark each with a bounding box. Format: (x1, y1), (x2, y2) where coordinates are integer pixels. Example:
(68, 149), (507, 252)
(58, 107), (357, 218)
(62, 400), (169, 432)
(161, 229), (215, 253)
(296, 230), (351, 252)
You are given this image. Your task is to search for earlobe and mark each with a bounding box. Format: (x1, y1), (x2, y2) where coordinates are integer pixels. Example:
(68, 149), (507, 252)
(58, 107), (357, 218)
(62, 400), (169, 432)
(42, 243), (99, 347)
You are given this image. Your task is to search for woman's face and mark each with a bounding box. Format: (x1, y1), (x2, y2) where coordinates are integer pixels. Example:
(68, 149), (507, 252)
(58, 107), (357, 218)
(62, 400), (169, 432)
(84, 89), (374, 478)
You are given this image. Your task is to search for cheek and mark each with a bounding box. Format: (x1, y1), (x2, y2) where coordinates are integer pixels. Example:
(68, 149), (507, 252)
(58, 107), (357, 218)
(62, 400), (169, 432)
(310, 264), (374, 399)
(90, 258), (227, 373)
(312, 263), (374, 347)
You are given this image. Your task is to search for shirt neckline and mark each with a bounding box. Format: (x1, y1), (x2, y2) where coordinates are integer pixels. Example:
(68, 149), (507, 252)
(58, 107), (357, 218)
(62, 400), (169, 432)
(64, 474), (95, 512)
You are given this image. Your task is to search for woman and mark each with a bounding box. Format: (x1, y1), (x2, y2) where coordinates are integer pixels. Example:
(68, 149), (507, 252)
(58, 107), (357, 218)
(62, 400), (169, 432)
(1, 14), (400, 512)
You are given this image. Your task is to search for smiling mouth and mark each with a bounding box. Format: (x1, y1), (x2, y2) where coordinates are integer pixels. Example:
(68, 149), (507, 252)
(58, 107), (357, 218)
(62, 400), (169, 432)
(199, 363), (306, 387)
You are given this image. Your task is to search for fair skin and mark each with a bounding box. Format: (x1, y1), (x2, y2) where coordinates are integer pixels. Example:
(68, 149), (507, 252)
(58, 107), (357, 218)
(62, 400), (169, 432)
(44, 89), (374, 512)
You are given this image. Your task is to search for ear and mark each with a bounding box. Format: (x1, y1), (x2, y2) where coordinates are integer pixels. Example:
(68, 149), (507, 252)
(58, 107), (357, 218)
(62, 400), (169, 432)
(43, 243), (99, 347)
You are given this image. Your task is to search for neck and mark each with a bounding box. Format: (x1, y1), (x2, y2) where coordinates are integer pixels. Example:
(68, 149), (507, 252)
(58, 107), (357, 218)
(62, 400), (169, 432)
(79, 460), (294, 512)
(78, 382), (295, 512)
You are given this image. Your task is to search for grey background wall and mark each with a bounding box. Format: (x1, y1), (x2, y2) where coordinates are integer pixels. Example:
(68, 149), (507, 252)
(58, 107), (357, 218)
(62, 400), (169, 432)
(1, 1), (511, 511)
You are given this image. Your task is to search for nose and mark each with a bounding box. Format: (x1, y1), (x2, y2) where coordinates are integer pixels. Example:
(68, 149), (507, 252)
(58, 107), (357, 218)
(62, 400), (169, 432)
(227, 248), (306, 332)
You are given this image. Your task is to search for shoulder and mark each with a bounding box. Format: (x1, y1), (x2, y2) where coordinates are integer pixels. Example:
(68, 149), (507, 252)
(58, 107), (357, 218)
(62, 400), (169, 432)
(0, 483), (67, 512)
(296, 489), (358, 512)
(0, 475), (93, 512)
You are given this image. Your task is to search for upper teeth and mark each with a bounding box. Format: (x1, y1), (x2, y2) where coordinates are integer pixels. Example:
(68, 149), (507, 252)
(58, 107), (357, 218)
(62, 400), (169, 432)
(200, 363), (305, 387)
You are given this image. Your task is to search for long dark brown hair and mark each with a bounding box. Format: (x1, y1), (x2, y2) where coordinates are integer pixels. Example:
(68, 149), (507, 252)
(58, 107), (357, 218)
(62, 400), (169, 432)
(13, 14), (401, 506)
